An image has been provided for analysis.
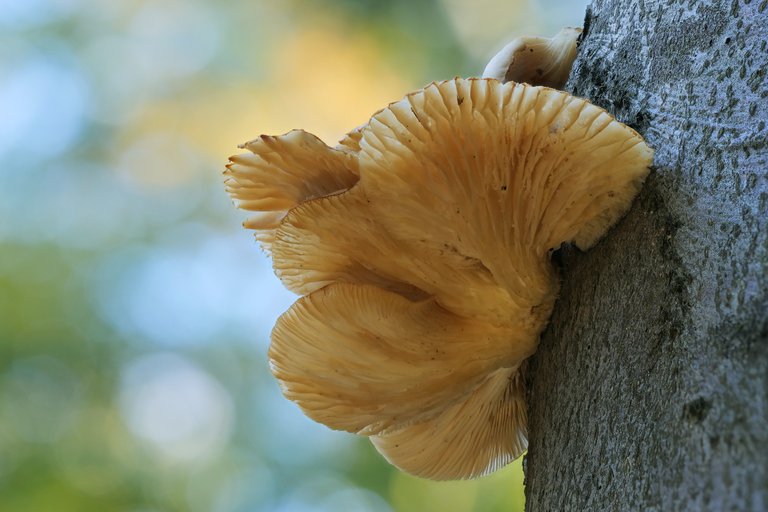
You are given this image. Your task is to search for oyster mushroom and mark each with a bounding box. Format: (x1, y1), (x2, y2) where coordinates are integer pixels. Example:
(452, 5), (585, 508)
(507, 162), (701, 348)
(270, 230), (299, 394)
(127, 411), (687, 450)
(483, 27), (582, 88)
(225, 78), (653, 480)
(224, 129), (358, 251)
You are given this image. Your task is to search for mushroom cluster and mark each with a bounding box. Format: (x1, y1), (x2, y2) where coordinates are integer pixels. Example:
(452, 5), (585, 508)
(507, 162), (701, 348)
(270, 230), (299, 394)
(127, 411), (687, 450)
(226, 77), (653, 480)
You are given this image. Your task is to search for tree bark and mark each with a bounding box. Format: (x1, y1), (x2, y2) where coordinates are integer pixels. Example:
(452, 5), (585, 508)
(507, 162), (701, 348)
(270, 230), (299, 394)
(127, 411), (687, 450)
(524, 1), (767, 510)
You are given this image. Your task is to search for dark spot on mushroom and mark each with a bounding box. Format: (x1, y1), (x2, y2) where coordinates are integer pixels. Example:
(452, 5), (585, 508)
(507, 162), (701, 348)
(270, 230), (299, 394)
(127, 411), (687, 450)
(501, 185), (508, 191)
(535, 68), (543, 76)
(457, 96), (464, 105)
(529, 48), (534, 52)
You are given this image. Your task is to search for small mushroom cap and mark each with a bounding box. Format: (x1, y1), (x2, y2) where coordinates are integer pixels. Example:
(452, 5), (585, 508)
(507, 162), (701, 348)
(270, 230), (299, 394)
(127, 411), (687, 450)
(483, 27), (582, 88)
(224, 129), (358, 251)
(227, 78), (654, 480)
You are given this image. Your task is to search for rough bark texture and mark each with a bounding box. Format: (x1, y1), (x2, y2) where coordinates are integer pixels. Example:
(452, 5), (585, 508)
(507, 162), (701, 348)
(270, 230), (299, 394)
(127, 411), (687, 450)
(525, 1), (767, 510)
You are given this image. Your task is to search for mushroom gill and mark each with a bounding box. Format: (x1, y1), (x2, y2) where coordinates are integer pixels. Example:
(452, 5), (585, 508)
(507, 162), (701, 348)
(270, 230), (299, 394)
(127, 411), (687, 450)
(225, 78), (653, 480)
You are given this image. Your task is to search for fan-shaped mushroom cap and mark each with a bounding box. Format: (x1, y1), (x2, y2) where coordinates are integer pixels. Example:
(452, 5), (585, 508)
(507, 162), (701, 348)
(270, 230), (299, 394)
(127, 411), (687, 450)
(270, 283), (536, 435)
(271, 79), (650, 324)
(483, 27), (582, 88)
(224, 129), (358, 250)
(226, 78), (653, 480)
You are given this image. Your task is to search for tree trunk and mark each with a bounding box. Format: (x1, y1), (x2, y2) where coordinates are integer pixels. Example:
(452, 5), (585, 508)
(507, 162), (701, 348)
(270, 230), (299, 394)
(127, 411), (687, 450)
(524, 1), (767, 510)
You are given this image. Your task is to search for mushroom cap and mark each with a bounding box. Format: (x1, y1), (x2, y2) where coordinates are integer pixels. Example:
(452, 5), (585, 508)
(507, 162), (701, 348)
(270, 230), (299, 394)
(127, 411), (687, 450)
(483, 27), (582, 88)
(370, 364), (528, 480)
(270, 283), (536, 435)
(270, 79), (650, 323)
(226, 78), (653, 479)
(224, 129), (358, 251)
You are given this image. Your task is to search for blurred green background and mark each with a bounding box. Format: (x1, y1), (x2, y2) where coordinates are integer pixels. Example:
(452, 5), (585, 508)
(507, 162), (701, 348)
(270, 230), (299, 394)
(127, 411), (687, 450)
(0, 0), (587, 510)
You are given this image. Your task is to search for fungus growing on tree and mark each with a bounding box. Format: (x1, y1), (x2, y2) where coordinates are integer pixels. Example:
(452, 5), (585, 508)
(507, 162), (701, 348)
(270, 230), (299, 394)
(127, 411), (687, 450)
(225, 77), (653, 480)
(483, 27), (582, 88)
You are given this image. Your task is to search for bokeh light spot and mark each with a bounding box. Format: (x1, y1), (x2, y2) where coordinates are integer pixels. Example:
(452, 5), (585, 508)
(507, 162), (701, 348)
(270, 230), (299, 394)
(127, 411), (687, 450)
(0, 57), (87, 161)
(118, 353), (234, 463)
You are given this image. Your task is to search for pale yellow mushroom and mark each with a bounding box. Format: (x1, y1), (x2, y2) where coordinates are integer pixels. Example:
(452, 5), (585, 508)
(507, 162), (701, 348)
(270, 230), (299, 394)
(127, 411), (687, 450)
(270, 283), (536, 435)
(226, 78), (653, 480)
(370, 364), (528, 480)
(224, 129), (358, 251)
(483, 27), (582, 88)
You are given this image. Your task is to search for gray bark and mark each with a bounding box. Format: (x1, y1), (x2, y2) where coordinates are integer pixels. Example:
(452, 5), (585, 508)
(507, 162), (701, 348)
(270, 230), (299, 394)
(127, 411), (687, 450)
(524, 1), (768, 510)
